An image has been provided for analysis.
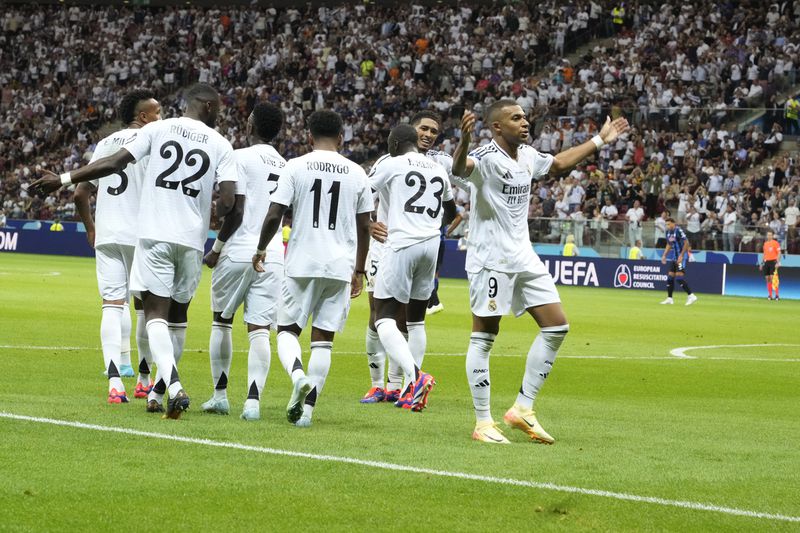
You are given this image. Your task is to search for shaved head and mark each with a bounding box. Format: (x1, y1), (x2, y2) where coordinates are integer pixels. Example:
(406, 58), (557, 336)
(485, 99), (520, 124)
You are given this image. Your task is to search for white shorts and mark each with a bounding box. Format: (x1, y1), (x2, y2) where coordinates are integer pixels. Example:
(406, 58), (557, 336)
(365, 242), (387, 293)
(468, 262), (561, 318)
(95, 243), (135, 301)
(211, 256), (283, 326)
(129, 239), (203, 304)
(373, 237), (438, 304)
(279, 277), (351, 333)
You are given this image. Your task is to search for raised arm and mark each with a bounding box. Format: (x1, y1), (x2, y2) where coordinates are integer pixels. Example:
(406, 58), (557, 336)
(550, 116), (630, 175)
(452, 111), (477, 178)
(30, 149), (135, 197)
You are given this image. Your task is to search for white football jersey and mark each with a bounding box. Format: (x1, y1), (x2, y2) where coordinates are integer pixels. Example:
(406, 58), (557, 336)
(221, 143), (286, 264)
(125, 117), (238, 251)
(272, 149), (373, 282)
(465, 140), (554, 273)
(370, 151), (453, 250)
(367, 154), (391, 253)
(428, 148), (470, 191)
(89, 128), (147, 247)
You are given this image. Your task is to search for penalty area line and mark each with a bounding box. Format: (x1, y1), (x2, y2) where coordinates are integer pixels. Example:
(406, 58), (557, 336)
(0, 412), (798, 524)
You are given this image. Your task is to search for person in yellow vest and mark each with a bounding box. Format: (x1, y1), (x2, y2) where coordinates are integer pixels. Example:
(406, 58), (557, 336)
(50, 218), (64, 232)
(563, 234), (579, 256)
(611, 3), (626, 33)
(785, 96), (799, 135)
(629, 239), (643, 260)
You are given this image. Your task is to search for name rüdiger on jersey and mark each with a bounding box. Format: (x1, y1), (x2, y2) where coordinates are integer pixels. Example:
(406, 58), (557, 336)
(169, 125), (209, 144)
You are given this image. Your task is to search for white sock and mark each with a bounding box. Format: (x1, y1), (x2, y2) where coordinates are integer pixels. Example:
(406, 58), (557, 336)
(387, 357), (403, 392)
(146, 319), (182, 397)
(135, 309), (152, 386)
(467, 332), (495, 423)
(209, 322), (233, 400)
(304, 341), (332, 418)
(407, 321), (426, 369)
(120, 303), (132, 367)
(375, 318), (416, 392)
(365, 326), (385, 388)
(101, 304), (124, 392)
(245, 329), (271, 410)
(276, 331), (306, 383)
(168, 322), (187, 365)
(516, 325), (569, 410)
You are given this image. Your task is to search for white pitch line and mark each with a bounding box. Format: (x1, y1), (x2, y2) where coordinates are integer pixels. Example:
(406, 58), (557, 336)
(0, 412), (798, 524)
(670, 344), (800, 359)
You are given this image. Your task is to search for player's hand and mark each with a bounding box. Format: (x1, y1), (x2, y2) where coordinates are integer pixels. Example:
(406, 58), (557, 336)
(86, 229), (95, 249)
(252, 252), (266, 273)
(460, 110), (476, 141)
(677, 255), (684, 264)
(758, 263), (763, 271)
(369, 221), (388, 243)
(661, 256), (667, 265)
(350, 271), (364, 298)
(29, 170), (63, 197)
(204, 250), (220, 269)
(599, 116), (630, 145)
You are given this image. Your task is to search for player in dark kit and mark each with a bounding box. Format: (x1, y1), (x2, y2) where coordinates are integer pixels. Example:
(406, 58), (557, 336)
(660, 218), (698, 306)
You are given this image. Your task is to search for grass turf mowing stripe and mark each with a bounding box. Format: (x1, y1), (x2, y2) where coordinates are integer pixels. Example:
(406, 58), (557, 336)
(4, 344), (800, 362)
(2, 412), (799, 524)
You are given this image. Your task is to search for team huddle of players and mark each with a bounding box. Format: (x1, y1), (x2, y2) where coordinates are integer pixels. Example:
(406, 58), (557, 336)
(30, 83), (630, 443)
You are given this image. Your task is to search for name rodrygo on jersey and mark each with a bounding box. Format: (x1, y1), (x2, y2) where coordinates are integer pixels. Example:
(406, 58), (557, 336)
(369, 151), (453, 250)
(125, 117), (238, 251)
(271, 149), (373, 282)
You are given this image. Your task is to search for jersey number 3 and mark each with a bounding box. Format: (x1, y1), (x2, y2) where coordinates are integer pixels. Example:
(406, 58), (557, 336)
(155, 141), (210, 198)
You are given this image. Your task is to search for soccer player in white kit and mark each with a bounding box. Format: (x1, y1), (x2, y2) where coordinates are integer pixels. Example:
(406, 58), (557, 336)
(361, 110), (456, 404)
(73, 90), (162, 404)
(370, 124), (457, 412)
(452, 100), (629, 443)
(31, 83), (238, 419)
(200, 103), (286, 421)
(252, 110), (371, 428)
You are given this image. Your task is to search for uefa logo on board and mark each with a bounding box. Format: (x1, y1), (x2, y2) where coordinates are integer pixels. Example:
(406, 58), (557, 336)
(614, 264), (632, 288)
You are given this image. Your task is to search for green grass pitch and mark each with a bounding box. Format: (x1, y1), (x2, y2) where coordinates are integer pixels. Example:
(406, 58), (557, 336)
(1, 253), (798, 531)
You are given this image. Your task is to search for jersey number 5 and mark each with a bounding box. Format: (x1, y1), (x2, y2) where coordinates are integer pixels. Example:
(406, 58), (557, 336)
(310, 178), (341, 230)
(106, 170), (129, 196)
(155, 141), (210, 198)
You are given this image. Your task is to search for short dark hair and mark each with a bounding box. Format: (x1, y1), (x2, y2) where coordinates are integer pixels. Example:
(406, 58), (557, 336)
(666, 217), (675, 223)
(388, 124), (419, 156)
(485, 99), (520, 123)
(185, 83), (219, 104)
(410, 110), (442, 127)
(307, 110), (343, 139)
(252, 102), (283, 142)
(119, 89), (155, 124)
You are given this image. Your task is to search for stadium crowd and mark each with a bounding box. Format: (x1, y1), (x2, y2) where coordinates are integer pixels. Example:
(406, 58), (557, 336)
(1, 0), (799, 252)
